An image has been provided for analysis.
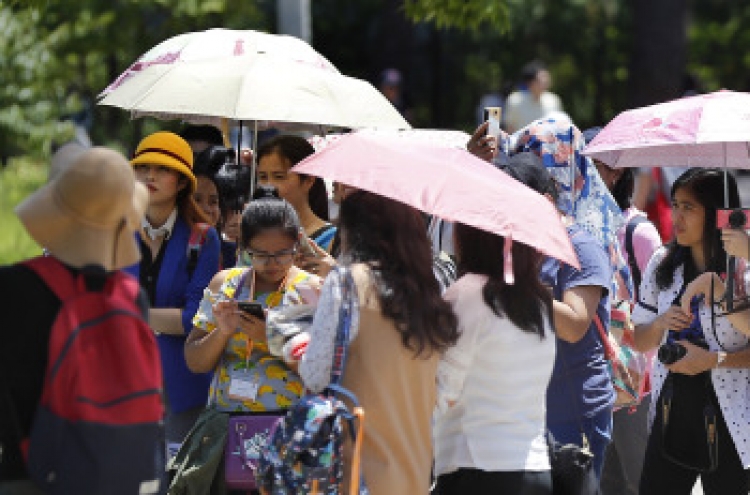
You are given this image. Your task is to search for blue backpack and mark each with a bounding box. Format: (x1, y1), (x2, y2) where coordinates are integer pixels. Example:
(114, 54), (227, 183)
(257, 267), (368, 495)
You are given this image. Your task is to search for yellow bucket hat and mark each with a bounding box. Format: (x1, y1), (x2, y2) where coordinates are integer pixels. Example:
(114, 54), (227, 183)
(131, 131), (197, 192)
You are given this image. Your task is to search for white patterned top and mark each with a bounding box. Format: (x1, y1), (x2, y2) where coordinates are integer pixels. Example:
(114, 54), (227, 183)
(632, 247), (750, 467)
(299, 268), (360, 393)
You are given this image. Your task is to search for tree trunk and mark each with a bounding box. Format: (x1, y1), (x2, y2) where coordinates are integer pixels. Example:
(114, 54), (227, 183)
(628, 0), (688, 107)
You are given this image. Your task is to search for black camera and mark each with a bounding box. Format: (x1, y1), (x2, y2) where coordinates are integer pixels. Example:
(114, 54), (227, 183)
(717, 208), (750, 230)
(194, 145), (252, 211)
(657, 342), (687, 365)
(657, 331), (708, 365)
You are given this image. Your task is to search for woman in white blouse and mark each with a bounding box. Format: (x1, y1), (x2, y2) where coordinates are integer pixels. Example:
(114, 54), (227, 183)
(433, 221), (556, 495)
(633, 168), (750, 495)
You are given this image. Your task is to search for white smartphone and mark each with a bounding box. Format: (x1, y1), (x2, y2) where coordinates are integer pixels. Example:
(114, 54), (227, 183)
(483, 107), (502, 140)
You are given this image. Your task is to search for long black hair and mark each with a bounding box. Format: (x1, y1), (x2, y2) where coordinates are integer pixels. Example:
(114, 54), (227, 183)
(610, 168), (635, 211)
(454, 223), (552, 338)
(338, 191), (459, 356)
(256, 135), (329, 221)
(655, 168), (740, 289)
(240, 185), (301, 248)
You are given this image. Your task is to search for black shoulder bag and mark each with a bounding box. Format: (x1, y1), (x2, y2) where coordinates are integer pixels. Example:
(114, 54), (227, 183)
(658, 282), (722, 473)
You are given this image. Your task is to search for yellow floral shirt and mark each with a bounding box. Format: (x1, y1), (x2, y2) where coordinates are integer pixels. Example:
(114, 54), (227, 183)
(192, 267), (314, 412)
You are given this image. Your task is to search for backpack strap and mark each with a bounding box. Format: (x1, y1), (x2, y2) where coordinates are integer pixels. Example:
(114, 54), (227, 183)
(625, 216), (648, 300)
(593, 315), (617, 361)
(23, 256), (81, 300)
(329, 266), (356, 387)
(186, 223), (211, 278)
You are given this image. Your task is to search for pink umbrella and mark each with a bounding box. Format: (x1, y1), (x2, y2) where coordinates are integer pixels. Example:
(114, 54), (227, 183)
(293, 129), (579, 270)
(583, 89), (750, 170)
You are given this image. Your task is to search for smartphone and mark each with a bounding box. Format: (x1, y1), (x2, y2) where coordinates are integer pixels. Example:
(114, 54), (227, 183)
(483, 107), (502, 140)
(717, 208), (750, 229)
(237, 301), (266, 320)
(298, 228), (320, 258)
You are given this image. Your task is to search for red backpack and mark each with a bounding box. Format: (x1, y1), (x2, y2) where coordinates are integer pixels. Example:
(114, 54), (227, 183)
(22, 256), (165, 495)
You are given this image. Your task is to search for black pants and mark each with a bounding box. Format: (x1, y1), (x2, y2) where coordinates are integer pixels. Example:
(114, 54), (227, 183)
(640, 377), (750, 495)
(436, 468), (552, 495)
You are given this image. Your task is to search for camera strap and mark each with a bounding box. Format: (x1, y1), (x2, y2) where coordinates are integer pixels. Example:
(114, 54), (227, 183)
(709, 275), (728, 352)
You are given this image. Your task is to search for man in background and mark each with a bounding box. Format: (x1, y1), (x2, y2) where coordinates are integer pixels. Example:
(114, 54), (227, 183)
(504, 60), (563, 133)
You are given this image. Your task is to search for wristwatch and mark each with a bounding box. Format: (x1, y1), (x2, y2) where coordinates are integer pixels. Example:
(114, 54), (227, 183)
(716, 351), (728, 368)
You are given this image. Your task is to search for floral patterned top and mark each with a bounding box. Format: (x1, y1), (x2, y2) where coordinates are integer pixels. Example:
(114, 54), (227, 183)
(192, 267), (317, 413)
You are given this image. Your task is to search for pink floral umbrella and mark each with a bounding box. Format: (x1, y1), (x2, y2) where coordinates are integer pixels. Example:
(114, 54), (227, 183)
(294, 129), (579, 273)
(583, 89), (750, 170)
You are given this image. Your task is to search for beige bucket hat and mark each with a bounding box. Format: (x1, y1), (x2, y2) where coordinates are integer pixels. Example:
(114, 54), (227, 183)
(16, 147), (149, 271)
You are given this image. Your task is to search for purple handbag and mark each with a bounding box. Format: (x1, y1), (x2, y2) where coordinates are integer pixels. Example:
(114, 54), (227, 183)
(223, 269), (284, 490)
(225, 414), (283, 490)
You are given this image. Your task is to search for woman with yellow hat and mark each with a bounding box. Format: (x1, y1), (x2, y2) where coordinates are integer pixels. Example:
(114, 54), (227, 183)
(125, 131), (221, 451)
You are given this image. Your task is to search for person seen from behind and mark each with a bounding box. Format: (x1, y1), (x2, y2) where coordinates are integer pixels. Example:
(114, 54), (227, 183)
(0, 148), (157, 495)
(300, 190), (460, 495)
(433, 213), (555, 494)
(508, 119), (623, 480)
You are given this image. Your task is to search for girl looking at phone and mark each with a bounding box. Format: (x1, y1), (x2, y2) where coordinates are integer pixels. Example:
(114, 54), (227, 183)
(185, 186), (321, 414)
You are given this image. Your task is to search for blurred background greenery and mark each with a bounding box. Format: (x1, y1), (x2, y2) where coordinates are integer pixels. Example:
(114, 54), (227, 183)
(0, 157), (45, 263)
(1, 0), (748, 262)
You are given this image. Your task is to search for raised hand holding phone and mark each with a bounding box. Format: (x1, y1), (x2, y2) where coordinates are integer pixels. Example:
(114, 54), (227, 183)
(296, 230), (337, 278)
(297, 228), (320, 258)
(484, 106), (502, 140)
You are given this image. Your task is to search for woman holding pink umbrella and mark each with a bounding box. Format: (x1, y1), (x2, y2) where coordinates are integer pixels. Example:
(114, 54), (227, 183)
(633, 168), (750, 494)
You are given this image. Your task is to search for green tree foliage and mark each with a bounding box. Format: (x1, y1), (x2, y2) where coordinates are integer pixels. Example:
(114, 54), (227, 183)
(403, 0), (510, 32)
(0, 7), (76, 160)
(406, 0), (632, 130)
(2, 0), (750, 159)
(689, 1), (750, 92)
(0, 0), (270, 159)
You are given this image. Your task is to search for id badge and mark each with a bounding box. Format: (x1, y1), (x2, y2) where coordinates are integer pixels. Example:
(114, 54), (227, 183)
(227, 371), (260, 401)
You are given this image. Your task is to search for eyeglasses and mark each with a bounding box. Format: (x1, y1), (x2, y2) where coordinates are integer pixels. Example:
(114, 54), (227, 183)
(243, 247), (297, 266)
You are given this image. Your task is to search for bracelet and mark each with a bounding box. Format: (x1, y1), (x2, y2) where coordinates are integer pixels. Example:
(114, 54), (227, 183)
(715, 351), (728, 368)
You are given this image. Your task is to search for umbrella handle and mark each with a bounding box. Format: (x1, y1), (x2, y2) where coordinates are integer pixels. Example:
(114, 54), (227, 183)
(250, 120), (259, 195)
(221, 118), (232, 148)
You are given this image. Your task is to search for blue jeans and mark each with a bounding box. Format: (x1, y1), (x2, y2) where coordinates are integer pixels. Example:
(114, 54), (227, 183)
(548, 406), (613, 479)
